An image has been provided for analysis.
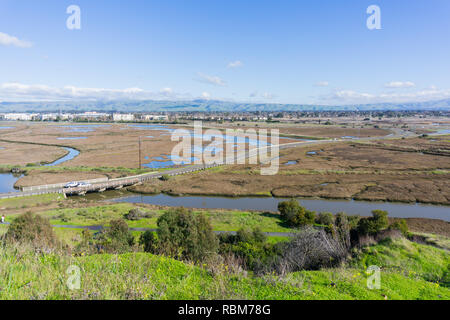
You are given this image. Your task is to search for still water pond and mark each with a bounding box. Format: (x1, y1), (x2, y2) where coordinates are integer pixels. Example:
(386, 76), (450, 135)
(0, 173), (23, 193)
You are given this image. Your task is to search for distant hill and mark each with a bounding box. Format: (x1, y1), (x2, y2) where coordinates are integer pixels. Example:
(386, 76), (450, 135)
(1, 98), (449, 113)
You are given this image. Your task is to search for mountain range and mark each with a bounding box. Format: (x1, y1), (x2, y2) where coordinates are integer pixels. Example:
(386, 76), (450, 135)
(0, 98), (449, 113)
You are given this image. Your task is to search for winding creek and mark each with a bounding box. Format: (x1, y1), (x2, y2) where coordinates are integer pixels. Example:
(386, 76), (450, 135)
(0, 146), (79, 192)
(109, 193), (450, 221)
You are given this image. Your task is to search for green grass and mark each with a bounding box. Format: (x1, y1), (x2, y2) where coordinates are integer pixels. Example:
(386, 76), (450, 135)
(34, 204), (293, 233)
(412, 233), (450, 251)
(350, 238), (449, 285)
(0, 193), (64, 210)
(0, 239), (448, 300)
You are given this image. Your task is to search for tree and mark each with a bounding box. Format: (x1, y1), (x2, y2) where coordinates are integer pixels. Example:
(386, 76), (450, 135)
(278, 199), (316, 227)
(157, 207), (218, 261)
(278, 199), (300, 224)
(371, 210), (389, 230)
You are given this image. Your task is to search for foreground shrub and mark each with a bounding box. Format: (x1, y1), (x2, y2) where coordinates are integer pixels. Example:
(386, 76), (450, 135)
(334, 212), (352, 250)
(139, 230), (159, 253)
(4, 212), (57, 250)
(218, 227), (278, 270)
(278, 199), (316, 227)
(124, 208), (151, 221)
(316, 212), (334, 225)
(157, 207), (218, 262)
(388, 219), (409, 236)
(271, 226), (349, 275)
(357, 210), (389, 235)
(96, 219), (135, 253)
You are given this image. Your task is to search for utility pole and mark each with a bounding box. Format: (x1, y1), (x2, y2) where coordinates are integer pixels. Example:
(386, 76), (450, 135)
(138, 136), (142, 169)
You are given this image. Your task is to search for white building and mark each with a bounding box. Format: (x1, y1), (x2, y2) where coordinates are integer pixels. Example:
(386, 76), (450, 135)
(78, 112), (109, 119)
(3, 113), (37, 121)
(41, 113), (59, 121)
(143, 114), (168, 121)
(113, 113), (135, 122)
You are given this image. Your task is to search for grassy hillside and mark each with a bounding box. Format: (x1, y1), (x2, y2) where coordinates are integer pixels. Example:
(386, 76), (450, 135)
(30, 204), (293, 233)
(0, 239), (448, 300)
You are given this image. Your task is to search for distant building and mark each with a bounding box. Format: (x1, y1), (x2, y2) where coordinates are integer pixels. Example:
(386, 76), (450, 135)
(78, 112), (109, 119)
(143, 114), (168, 121)
(113, 113), (135, 122)
(3, 113), (37, 121)
(41, 113), (59, 121)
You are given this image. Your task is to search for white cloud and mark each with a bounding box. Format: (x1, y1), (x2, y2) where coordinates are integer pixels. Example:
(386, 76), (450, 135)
(227, 60), (243, 68)
(315, 81), (329, 87)
(384, 81), (415, 88)
(201, 92), (211, 99)
(0, 32), (33, 48)
(0, 82), (191, 101)
(195, 73), (226, 86)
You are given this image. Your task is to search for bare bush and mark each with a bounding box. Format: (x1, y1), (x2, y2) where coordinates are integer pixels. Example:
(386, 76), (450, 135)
(273, 226), (349, 275)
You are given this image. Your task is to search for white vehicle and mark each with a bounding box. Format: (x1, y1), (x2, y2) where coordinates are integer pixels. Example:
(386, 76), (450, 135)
(77, 182), (92, 187)
(64, 181), (79, 188)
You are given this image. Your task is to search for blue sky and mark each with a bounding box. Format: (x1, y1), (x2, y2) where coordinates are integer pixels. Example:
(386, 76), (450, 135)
(0, 0), (449, 105)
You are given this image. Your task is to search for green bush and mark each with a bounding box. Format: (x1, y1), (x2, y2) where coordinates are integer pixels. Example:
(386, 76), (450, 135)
(96, 219), (135, 253)
(388, 219), (409, 236)
(124, 208), (150, 220)
(278, 199), (316, 227)
(4, 212), (57, 250)
(139, 230), (159, 253)
(219, 227), (278, 271)
(357, 210), (389, 235)
(316, 212), (334, 225)
(157, 207), (218, 261)
(334, 212), (352, 249)
(160, 174), (170, 181)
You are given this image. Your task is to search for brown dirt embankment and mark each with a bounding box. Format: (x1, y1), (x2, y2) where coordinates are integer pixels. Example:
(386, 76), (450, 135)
(14, 172), (108, 188)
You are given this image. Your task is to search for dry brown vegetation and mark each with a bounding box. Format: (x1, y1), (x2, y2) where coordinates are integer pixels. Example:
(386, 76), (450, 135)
(0, 122), (293, 169)
(132, 140), (450, 204)
(206, 122), (390, 138)
(14, 172), (108, 188)
(0, 140), (67, 166)
(0, 123), (178, 168)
